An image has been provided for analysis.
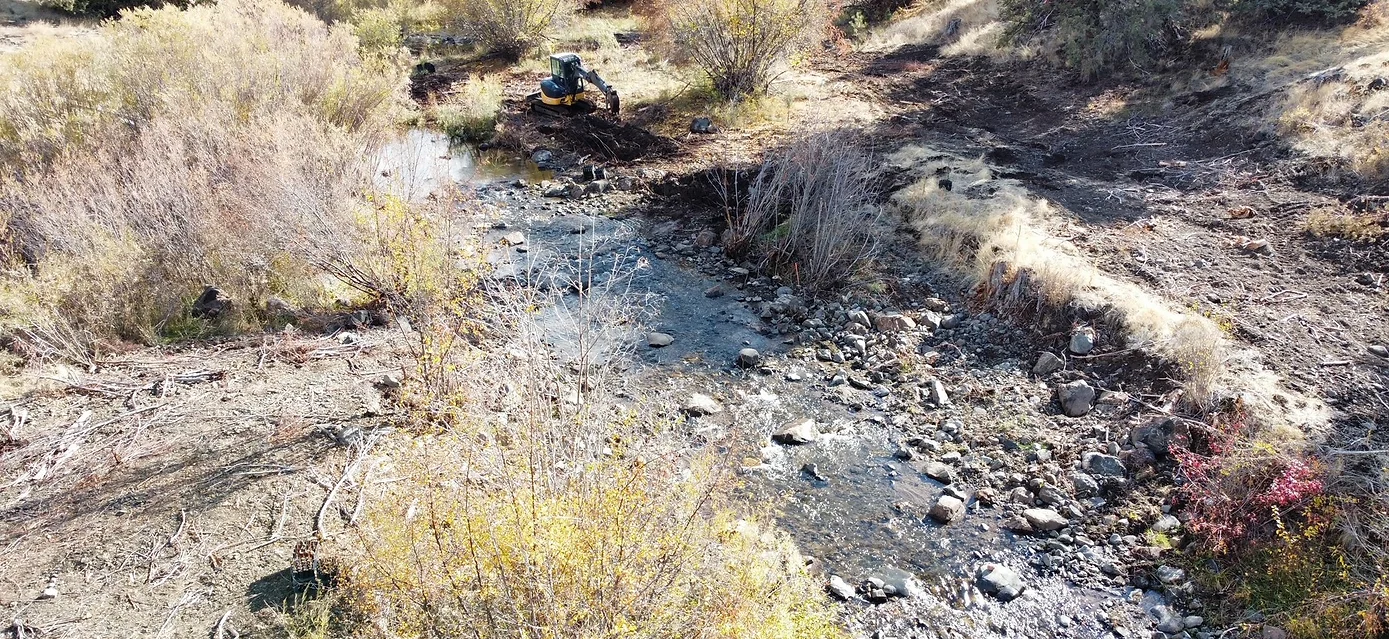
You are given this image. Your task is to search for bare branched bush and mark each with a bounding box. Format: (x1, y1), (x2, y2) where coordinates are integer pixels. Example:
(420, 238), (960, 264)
(662, 0), (830, 98)
(719, 131), (883, 290)
(444, 0), (572, 58)
(0, 0), (414, 359)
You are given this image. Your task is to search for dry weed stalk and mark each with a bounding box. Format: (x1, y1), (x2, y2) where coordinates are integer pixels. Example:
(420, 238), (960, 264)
(720, 130), (885, 290)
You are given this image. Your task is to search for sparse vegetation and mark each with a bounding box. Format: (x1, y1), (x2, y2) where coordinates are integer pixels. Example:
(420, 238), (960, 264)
(999, 0), (1198, 79)
(1304, 208), (1389, 240)
(433, 74), (505, 141)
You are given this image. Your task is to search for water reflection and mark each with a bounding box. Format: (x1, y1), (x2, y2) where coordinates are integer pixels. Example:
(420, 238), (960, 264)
(373, 129), (552, 200)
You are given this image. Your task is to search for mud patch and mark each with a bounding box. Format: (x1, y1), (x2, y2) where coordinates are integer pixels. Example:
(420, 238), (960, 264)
(557, 115), (679, 162)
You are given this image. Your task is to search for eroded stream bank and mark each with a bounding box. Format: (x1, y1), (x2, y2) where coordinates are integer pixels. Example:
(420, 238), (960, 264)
(456, 147), (1206, 639)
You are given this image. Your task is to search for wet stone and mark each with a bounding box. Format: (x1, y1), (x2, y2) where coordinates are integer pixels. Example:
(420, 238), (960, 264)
(929, 495), (966, 524)
(773, 419), (819, 445)
(977, 563), (1026, 602)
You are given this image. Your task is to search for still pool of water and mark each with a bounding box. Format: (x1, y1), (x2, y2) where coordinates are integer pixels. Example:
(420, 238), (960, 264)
(374, 129), (552, 199)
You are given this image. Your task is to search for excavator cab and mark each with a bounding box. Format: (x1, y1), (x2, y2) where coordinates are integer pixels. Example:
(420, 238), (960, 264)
(532, 53), (619, 116)
(540, 53), (585, 105)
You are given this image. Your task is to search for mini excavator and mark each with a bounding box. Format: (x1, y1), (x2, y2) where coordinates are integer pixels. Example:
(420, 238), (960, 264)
(527, 53), (620, 117)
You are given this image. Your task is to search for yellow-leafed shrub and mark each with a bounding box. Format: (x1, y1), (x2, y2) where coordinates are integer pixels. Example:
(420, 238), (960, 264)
(347, 430), (844, 639)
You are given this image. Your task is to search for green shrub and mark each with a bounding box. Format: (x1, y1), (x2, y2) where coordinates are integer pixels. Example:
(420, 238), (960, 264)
(433, 75), (504, 141)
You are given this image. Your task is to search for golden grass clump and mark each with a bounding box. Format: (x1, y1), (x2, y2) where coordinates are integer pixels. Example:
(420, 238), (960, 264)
(346, 434), (842, 639)
(0, 0), (419, 359)
(1304, 208), (1389, 240)
(434, 74), (505, 141)
(887, 145), (1231, 406)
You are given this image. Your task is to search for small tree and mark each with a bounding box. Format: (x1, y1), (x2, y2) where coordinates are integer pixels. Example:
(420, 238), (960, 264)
(447, 0), (571, 59)
(666, 0), (829, 99)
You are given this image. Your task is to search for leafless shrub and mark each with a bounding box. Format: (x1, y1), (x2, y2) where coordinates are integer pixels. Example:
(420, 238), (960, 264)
(720, 131), (884, 290)
(662, 0), (831, 98)
(443, 0), (572, 58)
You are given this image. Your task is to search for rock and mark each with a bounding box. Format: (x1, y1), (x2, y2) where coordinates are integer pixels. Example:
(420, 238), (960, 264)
(1072, 472), (1100, 497)
(1002, 515), (1033, 533)
(1262, 627), (1288, 639)
(977, 564), (1026, 601)
(1131, 417), (1174, 456)
(1153, 605), (1184, 634)
(1185, 616), (1205, 629)
(1156, 565), (1186, 584)
(801, 463), (829, 482)
(684, 393), (722, 416)
(1057, 380), (1096, 417)
(929, 495), (966, 524)
(1369, 345), (1389, 358)
(827, 575), (856, 600)
(690, 117), (719, 134)
(928, 379), (951, 406)
(647, 332), (674, 348)
(501, 231), (526, 246)
(1023, 508), (1069, 532)
(614, 175), (638, 191)
(940, 313), (963, 329)
(530, 149), (554, 165)
(695, 229), (718, 248)
(704, 284), (726, 298)
(38, 582), (57, 600)
(873, 313), (917, 332)
(1033, 352), (1064, 375)
(773, 419), (818, 445)
(377, 373), (402, 389)
(265, 296), (296, 320)
(736, 348), (761, 368)
(1083, 452), (1127, 478)
(923, 461), (954, 484)
(1069, 327), (1096, 355)
(192, 286), (232, 319)
(1151, 515), (1181, 534)
(847, 310), (872, 328)
(337, 331), (359, 345)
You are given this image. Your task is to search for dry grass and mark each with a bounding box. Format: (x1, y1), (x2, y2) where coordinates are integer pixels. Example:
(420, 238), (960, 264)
(1304, 207), (1389, 239)
(889, 145), (1234, 406)
(433, 74), (506, 141)
(660, 0), (831, 99)
(719, 131), (885, 290)
(864, 0), (1007, 58)
(0, 0), (429, 360)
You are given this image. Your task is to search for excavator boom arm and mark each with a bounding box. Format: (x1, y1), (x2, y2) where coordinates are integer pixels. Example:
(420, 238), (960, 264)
(576, 64), (620, 115)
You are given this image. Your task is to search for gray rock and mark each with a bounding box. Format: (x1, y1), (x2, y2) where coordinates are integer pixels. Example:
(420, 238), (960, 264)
(38, 582), (57, 600)
(923, 461), (954, 484)
(872, 313), (917, 332)
(847, 310), (871, 328)
(827, 575), (856, 600)
(1083, 452), (1127, 477)
(940, 313), (963, 329)
(773, 419), (818, 445)
(501, 231), (526, 246)
(684, 393), (722, 416)
(1023, 508), (1069, 532)
(1151, 515), (1181, 534)
(647, 332), (674, 348)
(1072, 472), (1100, 497)
(928, 379), (951, 406)
(1057, 380), (1096, 417)
(929, 495), (966, 524)
(1033, 352), (1064, 375)
(977, 563), (1026, 601)
(736, 348), (761, 368)
(1369, 344), (1389, 358)
(1185, 616), (1205, 629)
(690, 117), (719, 134)
(1069, 327), (1096, 355)
(1156, 565), (1186, 584)
(704, 284), (726, 298)
(377, 373), (402, 389)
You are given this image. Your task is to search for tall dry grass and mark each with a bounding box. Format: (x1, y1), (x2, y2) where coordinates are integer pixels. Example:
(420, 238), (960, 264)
(0, 0), (416, 360)
(720, 131), (884, 290)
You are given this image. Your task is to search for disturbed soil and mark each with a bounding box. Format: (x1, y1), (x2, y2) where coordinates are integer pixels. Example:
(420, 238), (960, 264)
(4, 21), (1388, 639)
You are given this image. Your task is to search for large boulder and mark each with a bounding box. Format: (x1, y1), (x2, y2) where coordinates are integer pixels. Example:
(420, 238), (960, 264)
(1023, 508), (1069, 532)
(977, 564), (1026, 601)
(929, 495), (966, 524)
(1057, 380), (1095, 417)
(773, 419), (818, 445)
